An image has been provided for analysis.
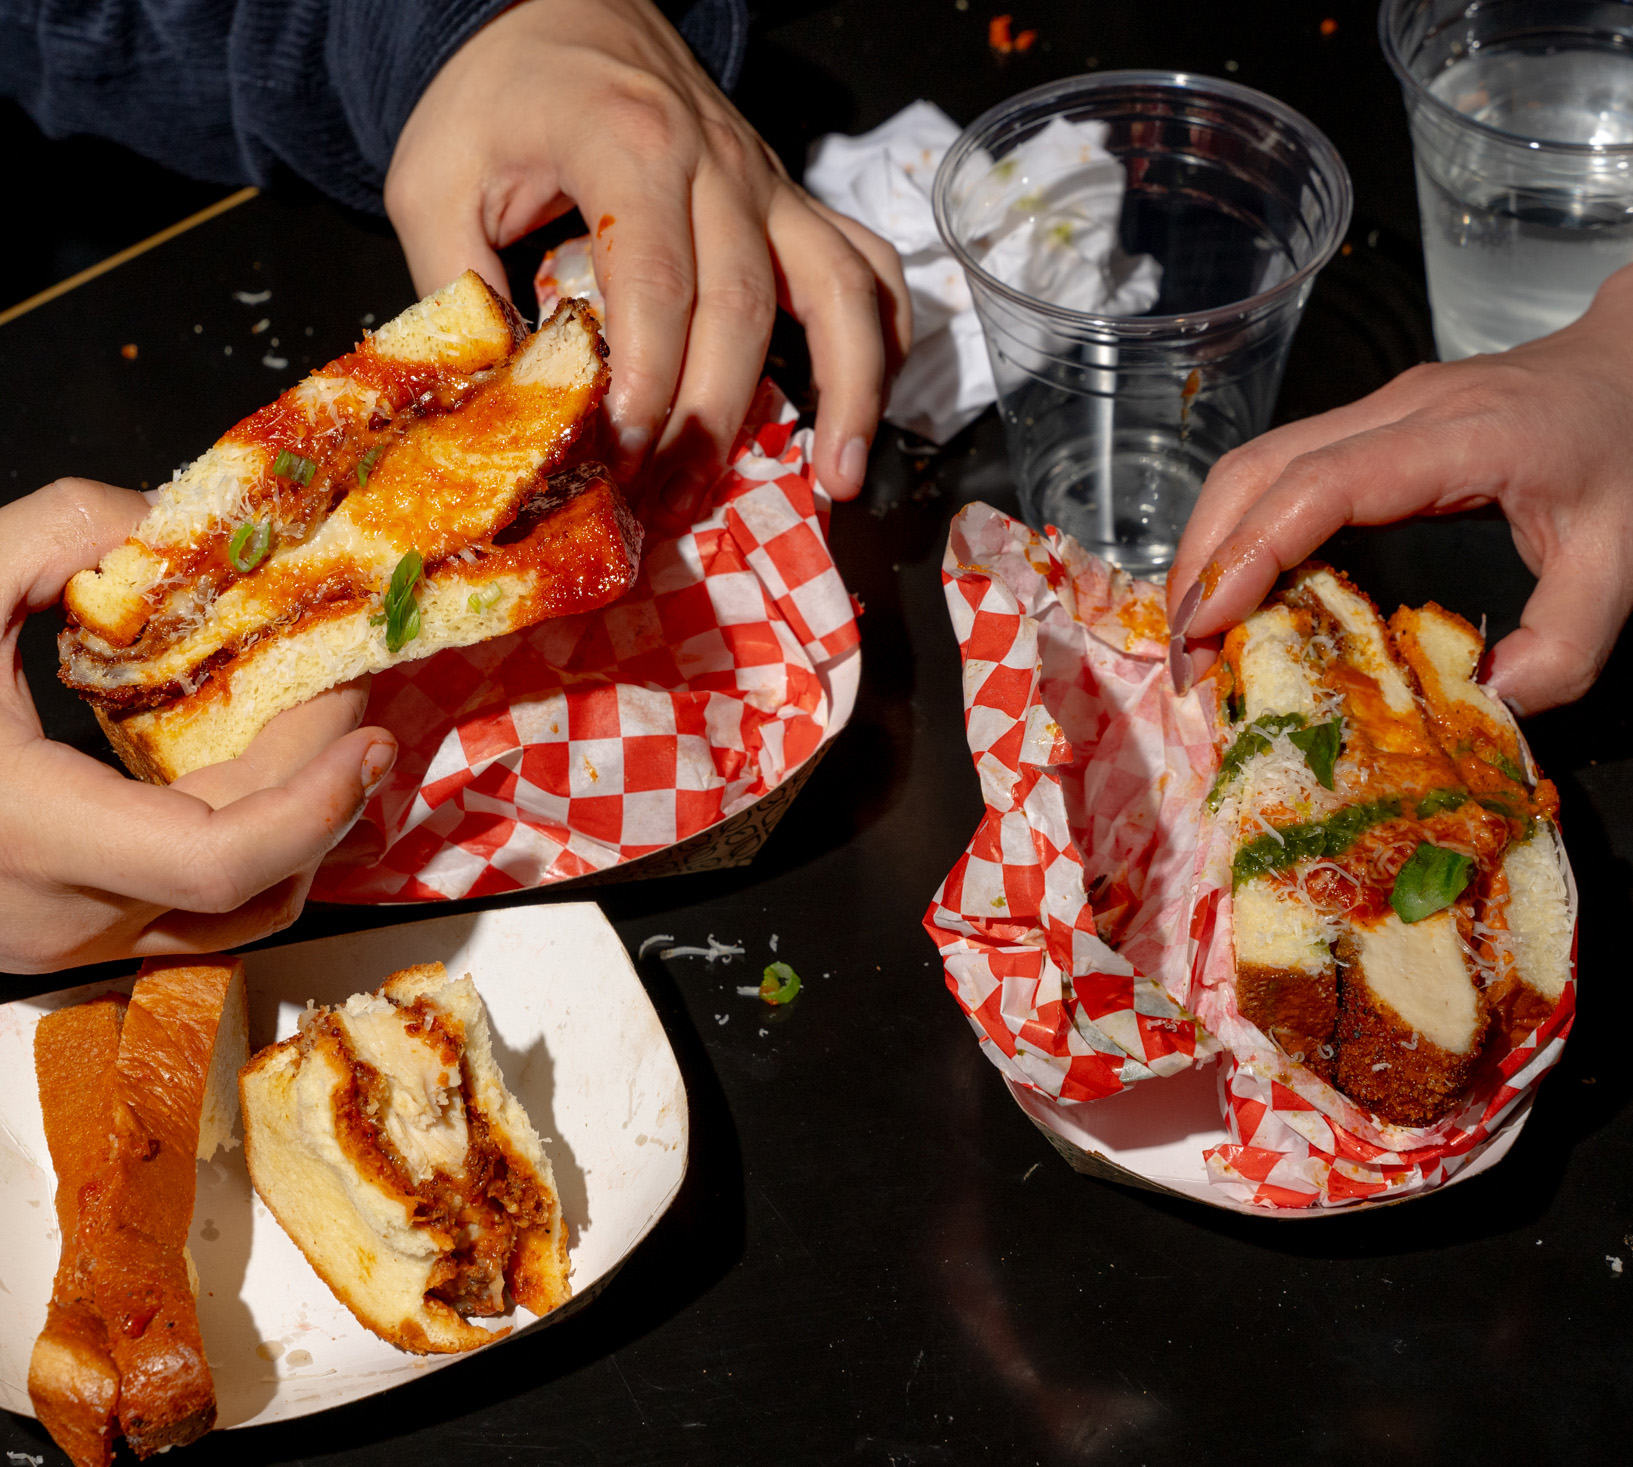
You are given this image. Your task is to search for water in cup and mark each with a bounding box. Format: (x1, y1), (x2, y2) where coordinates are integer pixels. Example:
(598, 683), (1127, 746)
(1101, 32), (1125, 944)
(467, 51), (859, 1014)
(1414, 44), (1633, 358)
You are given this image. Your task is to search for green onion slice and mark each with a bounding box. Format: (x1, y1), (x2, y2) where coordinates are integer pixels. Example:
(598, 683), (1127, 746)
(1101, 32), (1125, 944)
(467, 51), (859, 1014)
(759, 962), (801, 1005)
(1389, 842), (1474, 924)
(227, 519), (272, 573)
(468, 583), (502, 613)
(356, 445), (383, 487)
(271, 448), (317, 486)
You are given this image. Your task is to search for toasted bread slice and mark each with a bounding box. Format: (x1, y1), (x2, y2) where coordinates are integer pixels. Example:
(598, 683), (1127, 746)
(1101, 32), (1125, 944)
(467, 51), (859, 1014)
(240, 964), (569, 1355)
(1333, 912), (1485, 1126)
(29, 994), (128, 1467)
(1216, 565), (1571, 1127)
(78, 959), (245, 1456)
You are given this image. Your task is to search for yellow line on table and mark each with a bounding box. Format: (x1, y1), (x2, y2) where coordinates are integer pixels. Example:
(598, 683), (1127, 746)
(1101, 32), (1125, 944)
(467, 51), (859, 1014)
(0, 186), (260, 330)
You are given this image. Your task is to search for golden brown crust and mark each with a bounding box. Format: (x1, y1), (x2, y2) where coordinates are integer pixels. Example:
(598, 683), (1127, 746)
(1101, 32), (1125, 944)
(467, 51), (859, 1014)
(28, 1301), (121, 1467)
(1333, 946), (1485, 1127)
(93, 704), (175, 786)
(1236, 964), (1337, 1082)
(30, 997), (127, 1467)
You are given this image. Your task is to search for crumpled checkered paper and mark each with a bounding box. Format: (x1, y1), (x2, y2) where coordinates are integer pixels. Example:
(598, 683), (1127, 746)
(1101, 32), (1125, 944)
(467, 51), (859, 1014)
(312, 376), (857, 904)
(924, 502), (1576, 1210)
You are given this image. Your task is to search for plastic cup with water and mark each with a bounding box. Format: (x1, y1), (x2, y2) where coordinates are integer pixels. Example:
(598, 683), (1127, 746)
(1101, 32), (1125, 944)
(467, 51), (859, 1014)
(1382, 0), (1633, 361)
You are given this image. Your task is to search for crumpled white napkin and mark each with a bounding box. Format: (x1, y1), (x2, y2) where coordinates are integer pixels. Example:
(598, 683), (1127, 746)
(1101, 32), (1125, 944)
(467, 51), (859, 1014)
(805, 101), (1161, 445)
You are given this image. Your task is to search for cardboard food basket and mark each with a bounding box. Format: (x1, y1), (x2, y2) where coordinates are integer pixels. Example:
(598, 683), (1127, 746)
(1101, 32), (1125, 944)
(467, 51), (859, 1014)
(0, 905), (687, 1428)
(925, 503), (1576, 1216)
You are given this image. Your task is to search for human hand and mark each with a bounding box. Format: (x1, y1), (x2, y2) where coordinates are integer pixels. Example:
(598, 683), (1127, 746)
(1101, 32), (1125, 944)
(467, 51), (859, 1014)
(0, 479), (397, 974)
(384, 0), (909, 521)
(1166, 262), (1633, 714)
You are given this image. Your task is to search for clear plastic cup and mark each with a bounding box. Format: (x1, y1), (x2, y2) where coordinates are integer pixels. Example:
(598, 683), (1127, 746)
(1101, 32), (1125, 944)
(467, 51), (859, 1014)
(933, 72), (1352, 578)
(1382, 0), (1633, 362)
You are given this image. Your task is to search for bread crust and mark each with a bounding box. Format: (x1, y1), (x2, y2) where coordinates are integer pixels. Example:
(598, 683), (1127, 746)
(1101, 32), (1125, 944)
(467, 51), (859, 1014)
(29, 995), (127, 1467)
(30, 961), (245, 1462)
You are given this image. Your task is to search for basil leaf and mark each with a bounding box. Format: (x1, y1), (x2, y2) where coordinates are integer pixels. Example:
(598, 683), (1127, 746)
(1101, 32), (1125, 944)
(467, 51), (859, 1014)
(379, 550), (424, 654)
(1389, 842), (1474, 923)
(356, 445), (383, 487)
(1415, 787), (1469, 819)
(1288, 719), (1343, 790)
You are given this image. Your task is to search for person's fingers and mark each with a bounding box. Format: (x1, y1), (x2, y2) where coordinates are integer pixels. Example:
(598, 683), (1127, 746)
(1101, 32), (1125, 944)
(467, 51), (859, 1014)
(577, 158), (700, 478)
(395, 205), (514, 306)
(0, 478), (148, 613)
(1167, 364), (1451, 626)
(767, 188), (892, 501)
(1486, 538), (1633, 714)
(37, 726), (395, 911)
(1177, 414), (1501, 640)
(129, 873), (313, 958)
(801, 193), (914, 372)
(649, 162), (780, 520)
(174, 683), (374, 810)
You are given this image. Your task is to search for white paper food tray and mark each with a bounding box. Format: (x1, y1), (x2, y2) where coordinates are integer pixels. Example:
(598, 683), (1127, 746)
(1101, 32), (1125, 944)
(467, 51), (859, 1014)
(1009, 1062), (1529, 1217)
(0, 902), (687, 1427)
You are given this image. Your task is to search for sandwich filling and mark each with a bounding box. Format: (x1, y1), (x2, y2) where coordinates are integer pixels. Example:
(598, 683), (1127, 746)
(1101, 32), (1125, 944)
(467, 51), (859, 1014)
(1214, 567), (1570, 1126)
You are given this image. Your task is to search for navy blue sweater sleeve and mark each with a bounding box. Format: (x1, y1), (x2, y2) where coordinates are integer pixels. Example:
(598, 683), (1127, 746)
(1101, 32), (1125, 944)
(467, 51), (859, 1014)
(0, 0), (749, 215)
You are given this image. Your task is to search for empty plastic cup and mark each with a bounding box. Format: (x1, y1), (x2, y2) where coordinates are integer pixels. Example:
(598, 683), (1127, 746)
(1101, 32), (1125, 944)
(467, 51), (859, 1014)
(934, 71), (1352, 578)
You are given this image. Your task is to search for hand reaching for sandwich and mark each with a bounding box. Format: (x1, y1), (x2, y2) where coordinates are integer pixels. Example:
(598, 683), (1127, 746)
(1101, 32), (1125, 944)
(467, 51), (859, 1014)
(384, 0), (910, 523)
(0, 480), (397, 973)
(1166, 260), (1633, 715)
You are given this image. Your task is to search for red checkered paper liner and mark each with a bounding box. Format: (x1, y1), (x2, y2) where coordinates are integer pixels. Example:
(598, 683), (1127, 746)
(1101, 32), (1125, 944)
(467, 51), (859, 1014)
(924, 502), (1222, 1103)
(925, 502), (1577, 1211)
(312, 377), (857, 903)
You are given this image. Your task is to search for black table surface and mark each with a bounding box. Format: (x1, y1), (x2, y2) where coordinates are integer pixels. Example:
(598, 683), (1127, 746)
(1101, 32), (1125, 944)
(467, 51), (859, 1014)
(4, 3), (1632, 1463)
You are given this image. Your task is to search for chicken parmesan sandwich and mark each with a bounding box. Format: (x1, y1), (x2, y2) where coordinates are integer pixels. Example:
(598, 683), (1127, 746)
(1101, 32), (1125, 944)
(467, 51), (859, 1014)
(1209, 565), (1573, 1127)
(59, 272), (641, 783)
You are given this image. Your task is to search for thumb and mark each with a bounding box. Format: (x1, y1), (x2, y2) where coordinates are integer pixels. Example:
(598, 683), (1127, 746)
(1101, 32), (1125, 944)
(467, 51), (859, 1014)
(1486, 548), (1633, 714)
(0, 479), (148, 614)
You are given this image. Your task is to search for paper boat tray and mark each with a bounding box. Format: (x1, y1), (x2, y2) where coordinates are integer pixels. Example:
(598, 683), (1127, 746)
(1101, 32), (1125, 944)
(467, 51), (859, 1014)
(0, 903), (687, 1428)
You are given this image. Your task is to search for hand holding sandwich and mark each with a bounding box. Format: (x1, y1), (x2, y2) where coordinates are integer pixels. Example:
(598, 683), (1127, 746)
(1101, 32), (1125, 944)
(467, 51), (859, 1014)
(384, 0), (911, 521)
(0, 480), (396, 973)
(1167, 259), (1633, 715)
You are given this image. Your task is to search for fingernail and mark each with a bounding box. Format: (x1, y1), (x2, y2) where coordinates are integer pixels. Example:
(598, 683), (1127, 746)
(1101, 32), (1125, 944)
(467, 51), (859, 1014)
(360, 739), (397, 798)
(1169, 636), (1194, 697)
(661, 467), (713, 523)
(838, 435), (868, 490)
(615, 426), (651, 477)
(1171, 580), (1203, 637)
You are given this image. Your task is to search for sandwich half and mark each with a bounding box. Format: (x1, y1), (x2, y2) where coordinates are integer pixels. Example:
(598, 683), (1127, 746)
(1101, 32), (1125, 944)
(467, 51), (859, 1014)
(59, 271), (641, 783)
(1211, 566), (1571, 1127)
(239, 963), (569, 1354)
